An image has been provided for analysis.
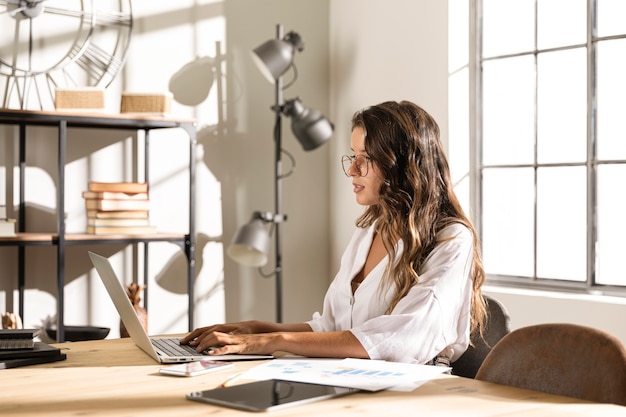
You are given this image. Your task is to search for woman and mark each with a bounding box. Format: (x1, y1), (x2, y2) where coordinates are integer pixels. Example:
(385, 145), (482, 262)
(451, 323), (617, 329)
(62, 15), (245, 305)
(181, 100), (486, 364)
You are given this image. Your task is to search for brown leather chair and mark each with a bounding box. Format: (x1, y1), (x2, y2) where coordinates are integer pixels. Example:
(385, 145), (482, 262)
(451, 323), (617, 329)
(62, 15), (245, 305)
(475, 323), (626, 406)
(452, 295), (511, 378)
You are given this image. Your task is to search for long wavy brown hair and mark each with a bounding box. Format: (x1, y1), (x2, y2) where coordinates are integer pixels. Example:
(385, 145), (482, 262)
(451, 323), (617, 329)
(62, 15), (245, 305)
(352, 100), (486, 339)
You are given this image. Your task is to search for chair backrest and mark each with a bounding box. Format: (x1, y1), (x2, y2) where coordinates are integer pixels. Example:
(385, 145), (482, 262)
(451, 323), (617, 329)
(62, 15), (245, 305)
(452, 295), (511, 378)
(475, 323), (626, 406)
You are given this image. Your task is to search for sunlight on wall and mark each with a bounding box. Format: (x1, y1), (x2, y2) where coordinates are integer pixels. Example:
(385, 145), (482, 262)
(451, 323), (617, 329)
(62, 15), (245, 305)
(448, 0), (471, 216)
(0, 1), (228, 335)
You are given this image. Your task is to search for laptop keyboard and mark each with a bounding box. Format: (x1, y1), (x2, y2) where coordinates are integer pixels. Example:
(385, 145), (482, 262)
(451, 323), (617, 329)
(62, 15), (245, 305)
(151, 338), (205, 357)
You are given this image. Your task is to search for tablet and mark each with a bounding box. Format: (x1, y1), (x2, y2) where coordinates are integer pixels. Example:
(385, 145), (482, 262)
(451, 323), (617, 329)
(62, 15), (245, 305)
(186, 379), (360, 412)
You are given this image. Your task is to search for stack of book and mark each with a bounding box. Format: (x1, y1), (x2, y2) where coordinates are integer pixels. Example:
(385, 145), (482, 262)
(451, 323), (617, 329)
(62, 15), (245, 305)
(0, 205), (16, 237)
(0, 329), (67, 369)
(83, 182), (156, 235)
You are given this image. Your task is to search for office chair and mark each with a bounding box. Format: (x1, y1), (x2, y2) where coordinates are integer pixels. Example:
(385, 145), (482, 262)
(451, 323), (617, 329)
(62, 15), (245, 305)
(475, 323), (626, 406)
(451, 295), (511, 378)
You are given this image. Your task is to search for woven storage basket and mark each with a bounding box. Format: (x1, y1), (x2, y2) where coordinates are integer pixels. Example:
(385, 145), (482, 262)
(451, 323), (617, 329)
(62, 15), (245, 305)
(121, 93), (172, 114)
(55, 88), (105, 110)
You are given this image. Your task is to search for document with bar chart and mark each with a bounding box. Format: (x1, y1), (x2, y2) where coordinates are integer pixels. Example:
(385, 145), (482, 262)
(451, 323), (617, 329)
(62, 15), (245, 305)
(239, 358), (449, 391)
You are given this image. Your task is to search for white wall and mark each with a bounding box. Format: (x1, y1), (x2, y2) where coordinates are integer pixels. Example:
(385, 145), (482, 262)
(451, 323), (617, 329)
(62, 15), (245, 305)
(0, 0), (332, 334)
(484, 287), (626, 345)
(1, 0), (625, 347)
(328, 0), (450, 273)
(221, 0), (331, 323)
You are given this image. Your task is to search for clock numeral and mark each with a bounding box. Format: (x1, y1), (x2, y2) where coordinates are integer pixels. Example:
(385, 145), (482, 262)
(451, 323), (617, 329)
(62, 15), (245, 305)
(2, 72), (58, 110)
(2, 74), (21, 109)
(68, 43), (123, 84)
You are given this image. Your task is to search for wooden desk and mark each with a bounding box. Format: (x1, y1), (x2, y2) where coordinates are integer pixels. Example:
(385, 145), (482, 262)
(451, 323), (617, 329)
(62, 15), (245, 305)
(0, 337), (624, 416)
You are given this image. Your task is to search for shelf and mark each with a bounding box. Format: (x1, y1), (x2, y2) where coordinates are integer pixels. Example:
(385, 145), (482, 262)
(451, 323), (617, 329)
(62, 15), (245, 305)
(0, 233), (55, 245)
(63, 232), (187, 242)
(0, 109), (197, 342)
(0, 108), (195, 129)
(0, 232), (187, 245)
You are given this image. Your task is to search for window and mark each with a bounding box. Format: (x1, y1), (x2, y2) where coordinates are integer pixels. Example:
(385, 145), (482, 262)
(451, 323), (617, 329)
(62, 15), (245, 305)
(475, 0), (626, 294)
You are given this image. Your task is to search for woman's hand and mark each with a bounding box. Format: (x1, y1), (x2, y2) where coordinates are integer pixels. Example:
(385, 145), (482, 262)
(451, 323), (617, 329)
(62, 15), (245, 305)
(180, 321), (319, 355)
(179, 320), (278, 353)
(203, 332), (281, 356)
(181, 325), (369, 359)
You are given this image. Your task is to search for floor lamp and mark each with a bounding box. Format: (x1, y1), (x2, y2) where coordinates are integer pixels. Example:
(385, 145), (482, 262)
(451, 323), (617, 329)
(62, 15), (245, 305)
(227, 24), (334, 322)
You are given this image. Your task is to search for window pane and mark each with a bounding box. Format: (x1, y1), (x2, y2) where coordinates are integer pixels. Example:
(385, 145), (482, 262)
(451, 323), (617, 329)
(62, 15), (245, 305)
(449, 68), (469, 185)
(449, 0), (469, 72)
(479, 0), (626, 293)
(482, 168), (535, 277)
(537, 48), (587, 164)
(482, 56), (535, 165)
(598, 0), (626, 37)
(537, 0), (586, 50)
(596, 164), (626, 286)
(597, 39), (626, 160)
(454, 175), (471, 223)
(536, 167), (586, 281)
(482, 0), (535, 57)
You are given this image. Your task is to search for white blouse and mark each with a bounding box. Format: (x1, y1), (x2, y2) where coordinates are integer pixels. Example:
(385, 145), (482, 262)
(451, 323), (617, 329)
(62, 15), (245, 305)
(307, 222), (474, 364)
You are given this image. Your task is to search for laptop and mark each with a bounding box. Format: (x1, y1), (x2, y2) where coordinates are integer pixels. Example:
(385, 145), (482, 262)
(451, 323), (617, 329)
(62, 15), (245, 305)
(88, 251), (273, 363)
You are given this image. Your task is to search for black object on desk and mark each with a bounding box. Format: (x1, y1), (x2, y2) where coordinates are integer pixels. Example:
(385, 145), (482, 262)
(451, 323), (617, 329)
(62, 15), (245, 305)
(0, 328), (39, 349)
(187, 379), (359, 412)
(46, 326), (110, 342)
(0, 342), (67, 369)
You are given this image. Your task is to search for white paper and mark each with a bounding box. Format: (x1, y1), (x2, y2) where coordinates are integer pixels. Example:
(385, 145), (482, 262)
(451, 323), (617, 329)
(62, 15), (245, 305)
(239, 358), (450, 392)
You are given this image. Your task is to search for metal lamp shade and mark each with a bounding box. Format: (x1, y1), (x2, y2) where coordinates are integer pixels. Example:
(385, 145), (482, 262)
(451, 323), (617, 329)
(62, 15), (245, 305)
(251, 38), (296, 83)
(227, 218), (270, 267)
(284, 98), (334, 151)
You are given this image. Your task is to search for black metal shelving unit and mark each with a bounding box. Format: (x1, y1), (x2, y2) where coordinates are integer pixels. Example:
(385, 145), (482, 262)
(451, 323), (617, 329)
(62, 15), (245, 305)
(0, 109), (197, 342)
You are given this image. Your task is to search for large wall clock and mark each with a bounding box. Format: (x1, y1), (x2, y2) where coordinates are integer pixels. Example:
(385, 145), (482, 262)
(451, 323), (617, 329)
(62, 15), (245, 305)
(0, 0), (133, 110)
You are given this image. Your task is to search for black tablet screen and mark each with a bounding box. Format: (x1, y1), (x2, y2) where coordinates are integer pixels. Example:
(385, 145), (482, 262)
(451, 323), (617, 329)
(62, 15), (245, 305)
(187, 379), (359, 412)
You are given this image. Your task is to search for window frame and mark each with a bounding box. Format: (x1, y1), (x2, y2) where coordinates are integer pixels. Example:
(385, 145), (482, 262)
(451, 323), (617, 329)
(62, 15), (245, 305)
(471, 0), (626, 297)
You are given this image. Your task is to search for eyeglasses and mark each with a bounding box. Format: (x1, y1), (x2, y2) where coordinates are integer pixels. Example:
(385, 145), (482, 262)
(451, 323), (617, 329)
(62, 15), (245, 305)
(341, 154), (371, 177)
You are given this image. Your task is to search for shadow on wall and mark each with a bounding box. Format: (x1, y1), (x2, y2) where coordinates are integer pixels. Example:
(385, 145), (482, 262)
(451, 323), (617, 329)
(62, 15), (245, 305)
(155, 232), (218, 294)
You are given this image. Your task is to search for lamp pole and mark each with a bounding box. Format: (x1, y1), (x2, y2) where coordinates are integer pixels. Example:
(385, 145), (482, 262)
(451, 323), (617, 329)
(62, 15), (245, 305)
(239, 23), (331, 323)
(272, 24), (284, 323)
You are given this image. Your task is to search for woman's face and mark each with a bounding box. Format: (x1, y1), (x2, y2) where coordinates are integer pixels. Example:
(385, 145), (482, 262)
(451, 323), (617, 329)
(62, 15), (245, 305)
(347, 126), (384, 206)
